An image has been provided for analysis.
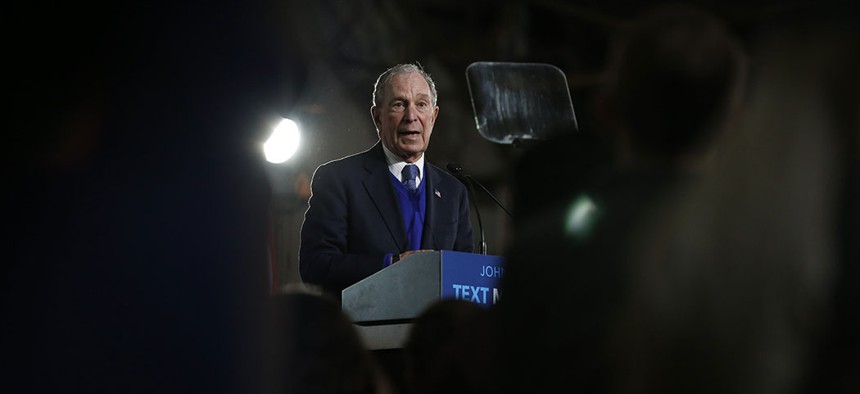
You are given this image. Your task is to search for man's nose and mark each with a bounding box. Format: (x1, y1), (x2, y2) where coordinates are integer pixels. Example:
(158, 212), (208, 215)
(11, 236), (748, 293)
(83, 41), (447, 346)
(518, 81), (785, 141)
(402, 104), (419, 121)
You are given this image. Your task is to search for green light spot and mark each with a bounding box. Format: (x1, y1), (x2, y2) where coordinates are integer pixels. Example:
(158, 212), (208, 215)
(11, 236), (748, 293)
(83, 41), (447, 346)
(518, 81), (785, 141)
(564, 194), (599, 239)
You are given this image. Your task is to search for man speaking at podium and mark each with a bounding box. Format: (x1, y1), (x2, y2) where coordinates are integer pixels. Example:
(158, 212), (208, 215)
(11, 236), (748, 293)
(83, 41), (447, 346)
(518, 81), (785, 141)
(299, 63), (474, 297)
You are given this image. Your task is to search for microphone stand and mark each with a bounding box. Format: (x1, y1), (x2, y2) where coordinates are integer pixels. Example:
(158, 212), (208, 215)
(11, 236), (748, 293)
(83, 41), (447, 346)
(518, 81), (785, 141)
(467, 175), (513, 219)
(463, 175), (488, 255)
(447, 162), (513, 256)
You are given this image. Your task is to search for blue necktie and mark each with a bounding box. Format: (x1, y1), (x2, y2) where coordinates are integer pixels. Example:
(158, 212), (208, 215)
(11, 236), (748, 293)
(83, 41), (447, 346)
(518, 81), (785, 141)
(402, 164), (419, 191)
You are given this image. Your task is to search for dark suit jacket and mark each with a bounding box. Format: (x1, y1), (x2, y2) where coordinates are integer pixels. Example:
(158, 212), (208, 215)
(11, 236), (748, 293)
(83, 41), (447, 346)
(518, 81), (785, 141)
(299, 142), (474, 295)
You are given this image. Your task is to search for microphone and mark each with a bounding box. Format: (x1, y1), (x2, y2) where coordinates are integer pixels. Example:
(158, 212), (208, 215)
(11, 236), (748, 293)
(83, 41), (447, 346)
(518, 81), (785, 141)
(446, 162), (466, 181)
(446, 162), (514, 219)
(446, 162), (514, 255)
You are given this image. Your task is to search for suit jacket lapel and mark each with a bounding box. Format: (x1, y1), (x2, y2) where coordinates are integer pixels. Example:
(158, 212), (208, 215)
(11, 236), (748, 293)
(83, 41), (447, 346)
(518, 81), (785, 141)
(362, 143), (408, 252)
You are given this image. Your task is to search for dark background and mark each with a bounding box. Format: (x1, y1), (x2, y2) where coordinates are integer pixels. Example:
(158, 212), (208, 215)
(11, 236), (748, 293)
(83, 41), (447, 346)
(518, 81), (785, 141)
(7, 0), (843, 286)
(4, 1), (855, 392)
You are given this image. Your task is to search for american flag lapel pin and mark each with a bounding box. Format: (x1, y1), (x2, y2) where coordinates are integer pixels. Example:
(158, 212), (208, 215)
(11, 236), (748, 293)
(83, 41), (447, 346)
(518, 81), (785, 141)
(435, 189), (441, 198)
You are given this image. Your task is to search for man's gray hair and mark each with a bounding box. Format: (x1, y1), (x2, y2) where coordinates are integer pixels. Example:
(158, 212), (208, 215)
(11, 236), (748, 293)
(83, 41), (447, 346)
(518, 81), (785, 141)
(372, 63), (438, 107)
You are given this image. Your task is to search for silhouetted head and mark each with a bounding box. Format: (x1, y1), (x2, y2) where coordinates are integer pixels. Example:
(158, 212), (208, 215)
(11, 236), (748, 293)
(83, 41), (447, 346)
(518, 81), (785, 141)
(267, 285), (386, 394)
(601, 4), (746, 164)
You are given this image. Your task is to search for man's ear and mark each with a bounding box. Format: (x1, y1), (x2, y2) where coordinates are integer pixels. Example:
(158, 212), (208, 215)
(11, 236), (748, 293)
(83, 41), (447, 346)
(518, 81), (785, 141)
(370, 106), (380, 128)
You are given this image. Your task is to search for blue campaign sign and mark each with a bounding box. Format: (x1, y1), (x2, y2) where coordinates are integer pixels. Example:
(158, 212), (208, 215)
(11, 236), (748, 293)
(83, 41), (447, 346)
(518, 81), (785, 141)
(440, 251), (504, 306)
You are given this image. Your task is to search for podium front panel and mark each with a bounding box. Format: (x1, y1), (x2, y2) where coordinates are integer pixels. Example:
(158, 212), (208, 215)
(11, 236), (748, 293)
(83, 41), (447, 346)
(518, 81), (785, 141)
(440, 251), (504, 306)
(342, 251), (503, 325)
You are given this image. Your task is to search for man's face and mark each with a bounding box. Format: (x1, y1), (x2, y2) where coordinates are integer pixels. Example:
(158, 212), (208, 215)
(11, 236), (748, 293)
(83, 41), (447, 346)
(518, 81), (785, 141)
(372, 72), (439, 163)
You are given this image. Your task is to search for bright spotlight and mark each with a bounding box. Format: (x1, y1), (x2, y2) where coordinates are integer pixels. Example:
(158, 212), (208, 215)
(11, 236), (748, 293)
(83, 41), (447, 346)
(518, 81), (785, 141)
(264, 118), (301, 163)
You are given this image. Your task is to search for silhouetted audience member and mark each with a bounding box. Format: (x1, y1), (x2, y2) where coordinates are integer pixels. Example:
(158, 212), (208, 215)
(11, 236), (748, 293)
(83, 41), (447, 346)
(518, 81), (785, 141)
(497, 4), (746, 393)
(614, 9), (859, 394)
(3, 1), (301, 393)
(510, 2), (745, 228)
(401, 299), (494, 394)
(266, 284), (391, 394)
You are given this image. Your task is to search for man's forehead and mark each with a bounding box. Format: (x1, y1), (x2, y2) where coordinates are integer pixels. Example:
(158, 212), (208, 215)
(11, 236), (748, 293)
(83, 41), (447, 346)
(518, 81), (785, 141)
(387, 73), (430, 94)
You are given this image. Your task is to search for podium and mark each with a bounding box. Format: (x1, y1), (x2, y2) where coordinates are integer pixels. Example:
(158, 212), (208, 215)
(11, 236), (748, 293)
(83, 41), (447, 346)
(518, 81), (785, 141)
(342, 250), (504, 349)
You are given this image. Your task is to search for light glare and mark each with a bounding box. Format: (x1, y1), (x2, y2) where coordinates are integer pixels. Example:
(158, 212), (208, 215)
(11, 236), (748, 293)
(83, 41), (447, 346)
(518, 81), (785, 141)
(264, 118), (300, 163)
(564, 194), (598, 239)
